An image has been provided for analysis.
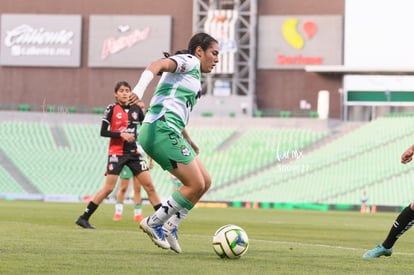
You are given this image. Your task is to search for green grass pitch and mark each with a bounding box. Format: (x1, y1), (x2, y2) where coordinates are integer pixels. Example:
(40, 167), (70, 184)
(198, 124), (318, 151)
(1, 200), (414, 274)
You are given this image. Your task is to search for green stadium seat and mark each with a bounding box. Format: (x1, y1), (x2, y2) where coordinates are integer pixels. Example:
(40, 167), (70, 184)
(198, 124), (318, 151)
(279, 111), (291, 118)
(201, 111), (213, 117)
(18, 104), (30, 111)
(47, 105), (55, 112)
(92, 107), (105, 114)
(309, 111), (319, 118)
(2, 116), (414, 207)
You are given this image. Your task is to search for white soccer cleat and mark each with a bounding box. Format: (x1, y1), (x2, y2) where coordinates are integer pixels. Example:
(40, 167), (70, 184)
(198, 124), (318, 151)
(163, 227), (182, 253)
(139, 217), (170, 249)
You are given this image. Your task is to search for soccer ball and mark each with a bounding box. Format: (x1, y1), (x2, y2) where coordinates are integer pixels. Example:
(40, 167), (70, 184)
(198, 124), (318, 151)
(212, 224), (249, 259)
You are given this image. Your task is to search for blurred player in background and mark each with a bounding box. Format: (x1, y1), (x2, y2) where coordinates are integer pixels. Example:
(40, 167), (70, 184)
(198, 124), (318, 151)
(75, 81), (161, 229)
(129, 32), (219, 253)
(360, 191), (369, 213)
(113, 101), (152, 222)
(113, 166), (144, 222)
(363, 143), (414, 258)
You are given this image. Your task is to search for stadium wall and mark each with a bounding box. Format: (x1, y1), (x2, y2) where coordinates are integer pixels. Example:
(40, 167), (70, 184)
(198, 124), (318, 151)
(0, 0), (344, 118)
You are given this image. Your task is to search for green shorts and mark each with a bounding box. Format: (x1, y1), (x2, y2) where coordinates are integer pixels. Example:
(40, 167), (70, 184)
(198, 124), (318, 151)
(119, 166), (133, 179)
(138, 119), (196, 171)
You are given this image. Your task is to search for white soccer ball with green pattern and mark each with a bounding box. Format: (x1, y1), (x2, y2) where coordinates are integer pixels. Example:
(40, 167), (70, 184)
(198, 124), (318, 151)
(212, 224), (249, 259)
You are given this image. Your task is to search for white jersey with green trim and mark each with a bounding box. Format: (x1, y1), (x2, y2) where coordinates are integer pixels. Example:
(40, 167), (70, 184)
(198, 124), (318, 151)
(143, 54), (202, 133)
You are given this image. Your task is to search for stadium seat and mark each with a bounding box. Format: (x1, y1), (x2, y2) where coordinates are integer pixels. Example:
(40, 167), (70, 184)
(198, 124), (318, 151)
(18, 104), (30, 112)
(3, 116), (414, 207)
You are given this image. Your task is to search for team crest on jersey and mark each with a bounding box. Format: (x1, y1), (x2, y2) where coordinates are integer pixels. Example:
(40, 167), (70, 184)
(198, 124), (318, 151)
(179, 64), (186, 72)
(181, 145), (191, 156)
(131, 111), (138, 120)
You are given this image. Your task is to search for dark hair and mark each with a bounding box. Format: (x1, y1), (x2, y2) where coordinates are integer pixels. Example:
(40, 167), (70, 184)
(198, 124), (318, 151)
(159, 50), (190, 75)
(163, 49), (189, 58)
(188, 32), (218, 55)
(162, 32), (217, 58)
(114, 81), (131, 92)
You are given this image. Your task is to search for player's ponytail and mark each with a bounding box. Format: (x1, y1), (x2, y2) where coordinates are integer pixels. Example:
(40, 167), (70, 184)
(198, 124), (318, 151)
(163, 49), (189, 58)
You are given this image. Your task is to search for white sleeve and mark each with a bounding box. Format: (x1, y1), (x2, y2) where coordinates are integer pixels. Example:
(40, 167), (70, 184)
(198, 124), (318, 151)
(132, 70), (154, 99)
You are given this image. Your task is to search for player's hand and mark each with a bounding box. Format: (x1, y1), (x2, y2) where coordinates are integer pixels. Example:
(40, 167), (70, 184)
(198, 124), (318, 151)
(120, 132), (135, 143)
(137, 100), (146, 112)
(129, 93), (139, 105)
(401, 147), (414, 164)
(189, 140), (200, 155)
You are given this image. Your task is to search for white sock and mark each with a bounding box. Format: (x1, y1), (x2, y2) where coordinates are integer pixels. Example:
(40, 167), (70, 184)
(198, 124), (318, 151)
(115, 202), (123, 215)
(134, 204), (142, 216)
(163, 208), (189, 231)
(148, 196), (183, 226)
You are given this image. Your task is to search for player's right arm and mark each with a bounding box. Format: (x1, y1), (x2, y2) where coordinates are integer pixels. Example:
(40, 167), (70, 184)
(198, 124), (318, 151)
(100, 104), (121, 138)
(130, 57), (178, 104)
(100, 104), (134, 142)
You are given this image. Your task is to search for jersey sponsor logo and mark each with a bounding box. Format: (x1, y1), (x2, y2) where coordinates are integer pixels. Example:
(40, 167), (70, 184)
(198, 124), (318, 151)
(124, 128), (135, 133)
(116, 112), (123, 119)
(109, 154), (119, 162)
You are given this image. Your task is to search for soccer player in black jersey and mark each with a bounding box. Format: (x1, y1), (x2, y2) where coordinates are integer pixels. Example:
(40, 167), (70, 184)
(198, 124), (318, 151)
(363, 143), (414, 258)
(75, 81), (161, 229)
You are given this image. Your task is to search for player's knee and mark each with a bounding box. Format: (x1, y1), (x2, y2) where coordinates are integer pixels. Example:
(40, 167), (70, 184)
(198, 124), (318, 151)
(203, 176), (212, 192)
(106, 186), (115, 194)
(142, 183), (156, 194)
(192, 179), (209, 197)
(193, 186), (204, 198)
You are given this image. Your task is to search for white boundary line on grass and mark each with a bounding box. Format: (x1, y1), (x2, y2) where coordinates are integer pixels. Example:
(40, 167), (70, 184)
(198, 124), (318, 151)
(187, 234), (414, 256)
(6, 222), (413, 257)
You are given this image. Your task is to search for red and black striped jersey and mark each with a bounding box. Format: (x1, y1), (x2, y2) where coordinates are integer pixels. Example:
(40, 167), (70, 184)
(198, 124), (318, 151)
(101, 103), (145, 155)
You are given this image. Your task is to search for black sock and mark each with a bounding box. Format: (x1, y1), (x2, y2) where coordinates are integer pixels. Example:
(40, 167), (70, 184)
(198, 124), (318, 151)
(153, 203), (162, 211)
(80, 201), (98, 220)
(382, 205), (414, 249)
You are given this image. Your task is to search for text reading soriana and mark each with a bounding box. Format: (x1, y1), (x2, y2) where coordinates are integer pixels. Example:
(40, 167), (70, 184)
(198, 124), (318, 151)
(277, 54), (323, 65)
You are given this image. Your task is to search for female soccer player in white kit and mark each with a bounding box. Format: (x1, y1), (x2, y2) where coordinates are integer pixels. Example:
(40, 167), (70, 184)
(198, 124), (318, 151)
(129, 32), (219, 253)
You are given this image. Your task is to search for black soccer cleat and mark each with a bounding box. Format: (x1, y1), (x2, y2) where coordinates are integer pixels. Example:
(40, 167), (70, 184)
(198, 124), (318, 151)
(75, 216), (96, 229)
